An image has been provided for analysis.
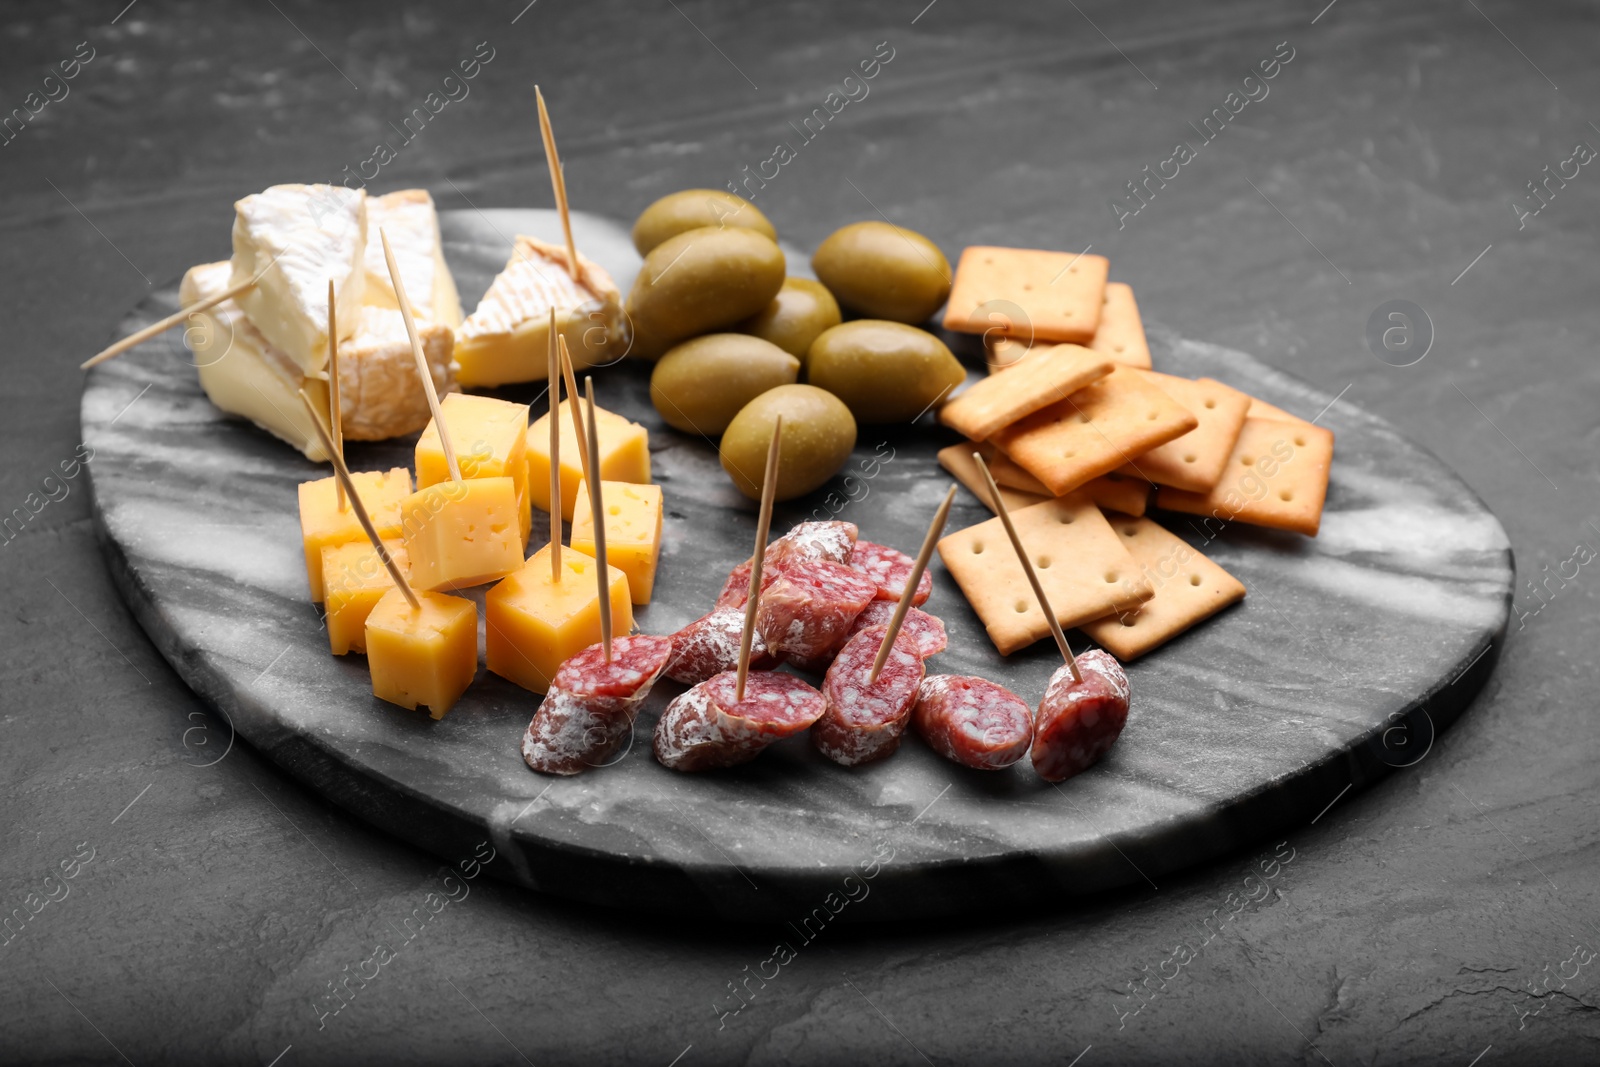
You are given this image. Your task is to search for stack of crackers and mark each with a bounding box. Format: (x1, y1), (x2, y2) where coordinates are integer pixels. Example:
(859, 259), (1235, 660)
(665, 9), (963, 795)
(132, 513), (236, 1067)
(932, 245), (1335, 661)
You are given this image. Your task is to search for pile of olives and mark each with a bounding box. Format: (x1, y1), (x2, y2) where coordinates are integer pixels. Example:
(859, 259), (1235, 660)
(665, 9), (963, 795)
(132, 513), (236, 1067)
(629, 190), (964, 502)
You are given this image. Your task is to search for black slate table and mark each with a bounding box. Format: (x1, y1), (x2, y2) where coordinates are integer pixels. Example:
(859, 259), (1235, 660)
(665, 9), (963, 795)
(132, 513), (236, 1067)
(2, 1), (1595, 1063)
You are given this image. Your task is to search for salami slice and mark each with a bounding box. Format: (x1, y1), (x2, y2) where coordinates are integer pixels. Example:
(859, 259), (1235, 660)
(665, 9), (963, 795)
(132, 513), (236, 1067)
(812, 625), (925, 766)
(1030, 649), (1130, 782)
(845, 601), (947, 659)
(654, 670), (826, 772)
(662, 608), (776, 685)
(913, 675), (1033, 770)
(755, 560), (878, 662)
(522, 635), (673, 776)
(715, 520), (858, 610)
(848, 540), (933, 606)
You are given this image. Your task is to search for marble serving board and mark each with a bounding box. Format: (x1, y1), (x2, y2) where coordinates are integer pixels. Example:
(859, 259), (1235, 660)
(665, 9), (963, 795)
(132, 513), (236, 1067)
(82, 209), (1512, 922)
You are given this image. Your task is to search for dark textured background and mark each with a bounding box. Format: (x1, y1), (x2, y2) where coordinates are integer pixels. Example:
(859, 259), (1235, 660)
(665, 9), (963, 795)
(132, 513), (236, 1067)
(2, 1), (1595, 1063)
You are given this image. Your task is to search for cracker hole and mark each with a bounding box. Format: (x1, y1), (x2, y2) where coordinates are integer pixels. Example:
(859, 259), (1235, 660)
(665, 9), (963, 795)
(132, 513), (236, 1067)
(1146, 411), (1158, 421)
(1189, 574), (1202, 586)
(1063, 449), (1077, 459)
(971, 542), (985, 554)
(1037, 556), (1051, 569)
(1078, 414), (1091, 424)
(1241, 455), (1255, 466)
(1060, 515), (1075, 525)
(1022, 283), (1033, 291)
(1063, 309), (1075, 317)
(1014, 600), (1029, 613)
(1120, 616), (1138, 627)
(1204, 398), (1216, 409)
(1114, 344), (1125, 353)
(983, 256), (994, 264)
(1104, 571), (1118, 583)
(1279, 490), (1294, 502)
(1123, 527), (1137, 537)
(1069, 266), (1079, 274)
(1294, 435), (1307, 446)
(1183, 453), (1197, 463)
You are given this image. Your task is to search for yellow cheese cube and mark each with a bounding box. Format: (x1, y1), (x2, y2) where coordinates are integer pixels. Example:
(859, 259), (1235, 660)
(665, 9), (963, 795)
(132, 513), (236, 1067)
(298, 467), (412, 602)
(526, 404), (650, 521)
(485, 543), (633, 694)
(415, 392), (531, 544)
(321, 539), (408, 655)
(570, 480), (663, 605)
(401, 477), (523, 592)
(365, 587), (478, 718)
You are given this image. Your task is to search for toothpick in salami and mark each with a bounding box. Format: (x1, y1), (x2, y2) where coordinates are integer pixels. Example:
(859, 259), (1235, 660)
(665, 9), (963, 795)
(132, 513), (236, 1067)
(973, 453), (1131, 781)
(868, 485), (956, 684)
(521, 634), (674, 775)
(737, 414), (782, 700)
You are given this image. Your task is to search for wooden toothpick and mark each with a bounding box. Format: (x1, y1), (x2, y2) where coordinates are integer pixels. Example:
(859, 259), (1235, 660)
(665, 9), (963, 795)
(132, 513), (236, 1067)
(80, 276), (257, 370)
(583, 378), (611, 662)
(557, 335), (591, 481)
(298, 389), (419, 611)
(547, 308), (562, 583)
(382, 227), (459, 482)
(534, 84), (583, 286)
(974, 453), (1080, 682)
(735, 415), (783, 702)
(327, 279), (346, 512)
(868, 484), (958, 685)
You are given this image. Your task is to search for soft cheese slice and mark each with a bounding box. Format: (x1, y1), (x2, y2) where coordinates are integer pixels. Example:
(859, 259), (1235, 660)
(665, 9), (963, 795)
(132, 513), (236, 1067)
(181, 262), (330, 461)
(230, 183), (367, 375)
(183, 262), (456, 451)
(455, 235), (626, 388)
(362, 190), (462, 327)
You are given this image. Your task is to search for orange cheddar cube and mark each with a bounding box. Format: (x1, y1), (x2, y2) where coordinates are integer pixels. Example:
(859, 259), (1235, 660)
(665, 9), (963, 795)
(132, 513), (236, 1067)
(401, 476), (523, 592)
(321, 539), (408, 655)
(415, 392), (531, 544)
(526, 403), (650, 521)
(297, 467), (412, 602)
(364, 587), (478, 718)
(484, 543), (633, 694)
(570, 480), (663, 605)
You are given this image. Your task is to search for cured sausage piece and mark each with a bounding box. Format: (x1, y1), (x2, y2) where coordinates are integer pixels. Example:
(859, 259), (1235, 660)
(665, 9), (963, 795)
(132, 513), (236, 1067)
(812, 625), (925, 766)
(848, 539), (933, 606)
(755, 560), (878, 662)
(522, 635), (674, 776)
(788, 601), (948, 675)
(845, 601), (947, 659)
(913, 675), (1033, 770)
(1030, 649), (1130, 783)
(662, 608), (776, 685)
(714, 520), (859, 610)
(654, 670), (826, 772)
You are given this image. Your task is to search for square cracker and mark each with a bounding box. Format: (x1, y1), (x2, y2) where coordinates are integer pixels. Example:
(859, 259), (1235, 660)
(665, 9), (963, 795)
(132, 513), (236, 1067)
(988, 448), (1051, 495)
(1117, 372), (1250, 493)
(940, 343), (1113, 441)
(1247, 395), (1312, 425)
(937, 443), (1048, 514)
(990, 365), (1199, 496)
(1079, 516), (1246, 660)
(943, 246), (1110, 344)
(1076, 472), (1149, 517)
(1156, 417), (1334, 537)
(1088, 282), (1153, 369)
(938, 496), (1153, 656)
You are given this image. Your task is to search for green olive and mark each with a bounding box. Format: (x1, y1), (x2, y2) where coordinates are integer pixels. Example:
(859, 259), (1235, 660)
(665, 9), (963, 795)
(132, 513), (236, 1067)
(631, 190), (777, 257)
(738, 277), (842, 363)
(720, 385), (857, 502)
(625, 226), (786, 360)
(650, 334), (800, 436)
(810, 221), (951, 324)
(806, 320), (967, 424)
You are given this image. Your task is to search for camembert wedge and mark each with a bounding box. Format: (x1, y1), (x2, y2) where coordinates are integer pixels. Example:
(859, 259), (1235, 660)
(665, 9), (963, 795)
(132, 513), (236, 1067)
(230, 183), (366, 375)
(455, 235), (626, 388)
(362, 190), (462, 327)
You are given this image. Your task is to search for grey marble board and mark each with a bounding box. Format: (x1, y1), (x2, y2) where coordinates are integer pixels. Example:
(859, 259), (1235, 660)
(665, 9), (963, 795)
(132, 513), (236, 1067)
(81, 209), (1512, 922)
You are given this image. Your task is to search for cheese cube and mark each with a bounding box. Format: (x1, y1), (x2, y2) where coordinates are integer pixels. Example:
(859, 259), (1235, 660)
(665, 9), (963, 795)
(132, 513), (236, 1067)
(526, 404), (651, 521)
(298, 467), (412, 602)
(415, 392), (531, 544)
(570, 480), (663, 605)
(322, 539), (408, 655)
(485, 543), (633, 694)
(401, 477), (523, 592)
(365, 587), (478, 718)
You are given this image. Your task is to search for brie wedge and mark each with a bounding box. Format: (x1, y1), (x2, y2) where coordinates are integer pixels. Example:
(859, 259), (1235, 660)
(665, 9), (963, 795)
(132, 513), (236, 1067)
(183, 260), (459, 454)
(230, 183), (367, 376)
(454, 235), (626, 388)
(363, 190), (463, 328)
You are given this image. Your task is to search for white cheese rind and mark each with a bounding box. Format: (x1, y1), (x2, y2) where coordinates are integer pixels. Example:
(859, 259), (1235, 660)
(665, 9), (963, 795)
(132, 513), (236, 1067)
(230, 183), (367, 376)
(363, 190), (462, 327)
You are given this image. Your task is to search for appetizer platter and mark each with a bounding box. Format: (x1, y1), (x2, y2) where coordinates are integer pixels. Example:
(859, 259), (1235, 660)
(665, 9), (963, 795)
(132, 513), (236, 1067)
(79, 99), (1511, 921)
